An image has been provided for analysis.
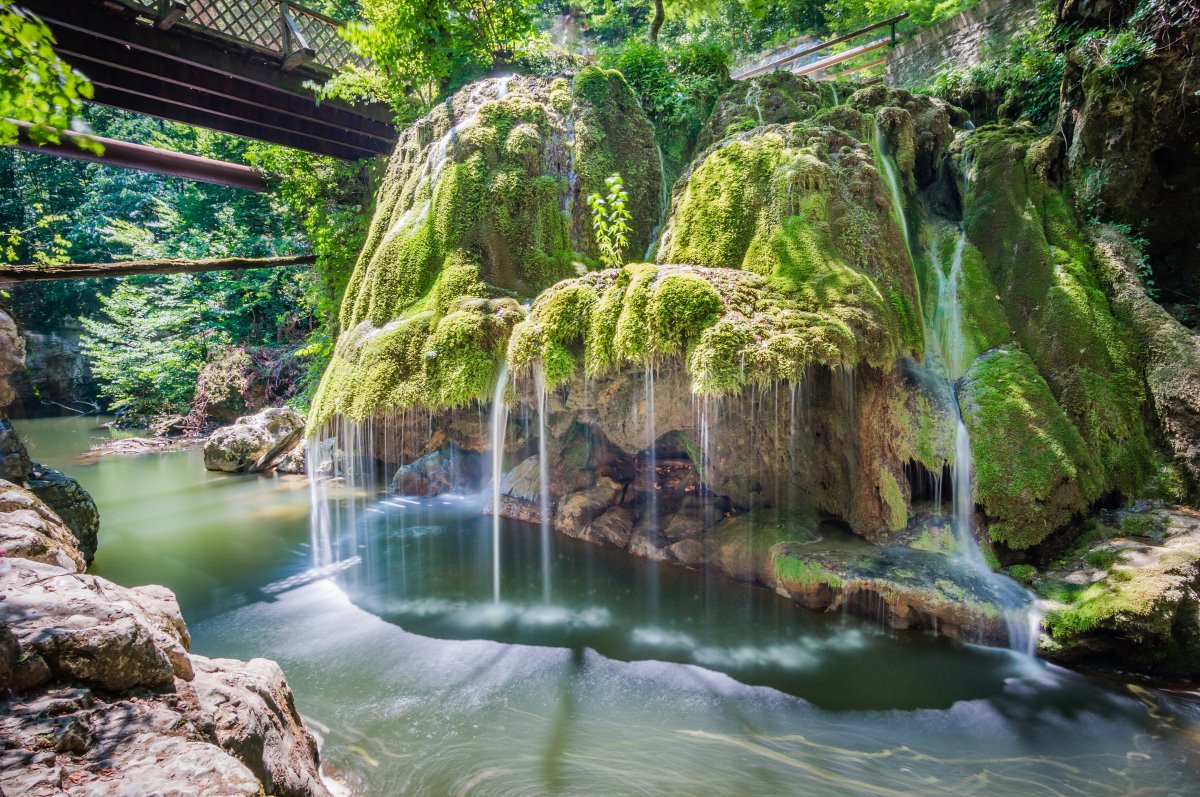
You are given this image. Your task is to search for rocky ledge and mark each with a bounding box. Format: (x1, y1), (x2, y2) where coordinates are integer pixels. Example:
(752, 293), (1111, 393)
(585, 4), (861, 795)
(0, 479), (330, 797)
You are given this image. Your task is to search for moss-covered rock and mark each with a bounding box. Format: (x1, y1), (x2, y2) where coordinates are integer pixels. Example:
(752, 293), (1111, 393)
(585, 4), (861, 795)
(311, 73), (662, 425)
(956, 126), (1152, 544)
(694, 71), (837, 153)
(959, 346), (1100, 549)
(1039, 506), (1200, 677)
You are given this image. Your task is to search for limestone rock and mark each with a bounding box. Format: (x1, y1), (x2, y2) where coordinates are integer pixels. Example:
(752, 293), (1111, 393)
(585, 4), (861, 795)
(204, 407), (305, 473)
(0, 308), (26, 409)
(392, 444), (481, 496)
(554, 476), (621, 535)
(1040, 506), (1200, 676)
(0, 557), (192, 689)
(184, 656), (329, 797)
(0, 417), (30, 481)
(0, 478), (86, 572)
(27, 464), (100, 565)
(275, 439), (308, 474)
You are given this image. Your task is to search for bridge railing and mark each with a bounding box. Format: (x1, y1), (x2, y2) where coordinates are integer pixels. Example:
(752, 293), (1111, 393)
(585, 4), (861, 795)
(112, 0), (361, 72)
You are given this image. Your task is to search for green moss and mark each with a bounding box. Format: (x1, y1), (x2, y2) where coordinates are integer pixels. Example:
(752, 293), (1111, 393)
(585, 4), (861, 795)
(1006, 564), (1037, 584)
(959, 127), (1151, 537)
(1083, 547), (1121, 570)
(775, 556), (844, 588)
(646, 273), (723, 355)
(959, 346), (1099, 549)
(879, 469), (908, 531)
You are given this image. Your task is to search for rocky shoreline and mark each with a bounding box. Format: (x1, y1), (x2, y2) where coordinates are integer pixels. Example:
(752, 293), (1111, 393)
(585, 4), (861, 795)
(0, 311), (329, 797)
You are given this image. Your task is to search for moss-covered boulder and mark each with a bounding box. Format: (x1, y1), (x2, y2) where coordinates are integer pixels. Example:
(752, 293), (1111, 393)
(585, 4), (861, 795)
(311, 71), (662, 426)
(694, 71), (838, 153)
(1038, 506), (1200, 677)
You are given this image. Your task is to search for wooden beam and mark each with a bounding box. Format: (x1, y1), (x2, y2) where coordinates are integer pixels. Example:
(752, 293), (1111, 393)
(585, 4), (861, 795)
(10, 120), (268, 191)
(0, 254), (317, 284)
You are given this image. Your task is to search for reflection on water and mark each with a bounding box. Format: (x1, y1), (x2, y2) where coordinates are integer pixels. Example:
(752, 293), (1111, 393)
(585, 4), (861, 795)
(17, 416), (1200, 796)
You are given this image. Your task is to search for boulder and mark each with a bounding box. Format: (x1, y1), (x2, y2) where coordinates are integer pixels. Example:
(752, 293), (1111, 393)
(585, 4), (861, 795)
(392, 444), (481, 495)
(183, 656), (328, 797)
(204, 407), (305, 474)
(275, 439), (308, 474)
(26, 464), (100, 565)
(0, 478), (86, 573)
(1039, 507), (1200, 676)
(0, 308), (26, 409)
(0, 417), (30, 481)
(0, 557), (192, 690)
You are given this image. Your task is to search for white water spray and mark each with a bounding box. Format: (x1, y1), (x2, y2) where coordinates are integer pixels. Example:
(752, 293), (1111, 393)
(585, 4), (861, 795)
(535, 366), (552, 603)
(874, 119), (911, 256)
(489, 363), (510, 603)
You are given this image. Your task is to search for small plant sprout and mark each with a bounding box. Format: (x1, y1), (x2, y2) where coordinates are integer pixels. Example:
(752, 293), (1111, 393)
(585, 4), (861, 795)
(588, 173), (633, 269)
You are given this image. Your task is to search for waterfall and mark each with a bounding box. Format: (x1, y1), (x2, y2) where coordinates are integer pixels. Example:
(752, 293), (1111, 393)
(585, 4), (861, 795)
(928, 227), (1040, 654)
(489, 363), (510, 604)
(535, 366), (552, 603)
(873, 119), (911, 256)
(747, 78), (765, 126)
(832, 84), (839, 106)
(643, 143), (669, 261)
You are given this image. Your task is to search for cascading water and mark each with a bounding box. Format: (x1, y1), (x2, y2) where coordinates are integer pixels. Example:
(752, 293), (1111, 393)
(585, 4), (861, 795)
(535, 365), (553, 602)
(489, 363), (510, 603)
(747, 78), (765, 126)
(927, 228), (1040, 654)
(643, 143), (670, 261)
(874, 119), (911, 255)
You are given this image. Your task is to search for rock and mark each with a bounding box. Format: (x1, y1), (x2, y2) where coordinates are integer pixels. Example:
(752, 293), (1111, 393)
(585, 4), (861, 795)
(26, 464), (100, 565)
(490, 455), (546, 523)
(0, 557), (191, 689)
(1040, 506), (1200, 676)
(13, 323), (96, 412)
(275, 439), (307, 474)
(660, 494), (726, 541)
(0, 417), (30, 481)
(184, 656), (328, 797)
(0, 478), (86, 572)
(0, 620), (17, 690)
(554, 476), (621, 534)
(154, 414), (189, 438)
(392, 444), (481, 495)
(586, 506), (635, 548)
(0, 309), (26, 409)
(204, 407), (306, 473)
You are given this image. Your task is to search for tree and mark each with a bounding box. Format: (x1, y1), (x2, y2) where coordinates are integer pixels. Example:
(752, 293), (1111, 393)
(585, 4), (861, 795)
(327, 0), (538, 112)
(0, 0), (94, 147)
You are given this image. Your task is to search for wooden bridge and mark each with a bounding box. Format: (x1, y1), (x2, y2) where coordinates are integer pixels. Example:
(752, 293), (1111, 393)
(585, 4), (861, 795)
(19, 0), (396, 161)
(732, 13), (908, 82)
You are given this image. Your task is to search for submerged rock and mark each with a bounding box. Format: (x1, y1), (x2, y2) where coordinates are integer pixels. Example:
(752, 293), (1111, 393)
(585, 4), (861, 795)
(204, 407), (306, 473)
(392, 443), (481, 496)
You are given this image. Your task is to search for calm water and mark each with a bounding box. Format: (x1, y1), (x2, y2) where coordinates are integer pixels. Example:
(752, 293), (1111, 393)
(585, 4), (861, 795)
(17, 415), (1200, 796)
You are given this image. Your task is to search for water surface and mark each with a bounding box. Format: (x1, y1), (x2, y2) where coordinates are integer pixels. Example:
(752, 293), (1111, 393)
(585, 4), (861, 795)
(18, 415), (1200, 796)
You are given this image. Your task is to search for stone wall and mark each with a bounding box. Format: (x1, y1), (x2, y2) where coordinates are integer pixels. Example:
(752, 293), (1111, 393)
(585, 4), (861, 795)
(886, 0), (1037, 88)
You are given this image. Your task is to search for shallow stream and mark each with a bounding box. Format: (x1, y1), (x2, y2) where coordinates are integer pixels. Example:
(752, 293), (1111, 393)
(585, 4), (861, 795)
(18, 415), (1200, 796)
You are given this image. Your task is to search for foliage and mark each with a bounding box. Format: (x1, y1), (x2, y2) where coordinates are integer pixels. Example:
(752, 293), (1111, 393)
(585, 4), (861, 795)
(596, 38), (730, 172)
(0, 1), (96, 150)
(588, 173), (633, 268)
(823, 0), (979, 34)
(325, 0), (538, 115)
(925, 4), (1065, 128)
(3, 203), (69, 265)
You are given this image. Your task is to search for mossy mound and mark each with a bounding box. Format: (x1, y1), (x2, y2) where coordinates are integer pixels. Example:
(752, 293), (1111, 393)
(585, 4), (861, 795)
(694, 71), (838, 153)
(956, 126), (1152, 544)
(507, 262), (912, 396)
(959, 346), (1100, 549)
(846, 84), (966, 189)
(312, 71), (662, 425)
(1039, 507), (1200, 676)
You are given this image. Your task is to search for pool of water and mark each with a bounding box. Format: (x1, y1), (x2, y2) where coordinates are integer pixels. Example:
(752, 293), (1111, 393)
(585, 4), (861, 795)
(17, 415), (1200, 796)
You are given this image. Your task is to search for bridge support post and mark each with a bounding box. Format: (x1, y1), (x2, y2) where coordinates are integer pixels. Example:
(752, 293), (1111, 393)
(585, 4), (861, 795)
(279, 2), (317, 71)
(155, 0), (186, 30)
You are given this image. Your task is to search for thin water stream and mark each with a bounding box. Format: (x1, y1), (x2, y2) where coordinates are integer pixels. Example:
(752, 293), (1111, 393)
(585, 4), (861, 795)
(17, 415), (1200, 796)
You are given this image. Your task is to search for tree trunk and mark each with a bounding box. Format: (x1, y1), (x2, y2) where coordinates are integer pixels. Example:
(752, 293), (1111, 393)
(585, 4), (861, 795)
(0, 254), (317, 283)
(650, 0), (664, 42)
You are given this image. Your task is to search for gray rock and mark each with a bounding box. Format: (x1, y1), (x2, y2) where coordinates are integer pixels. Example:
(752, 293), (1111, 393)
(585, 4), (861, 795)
(0, 309), (26, 409)
(185, 656), (329, 797)
(27, 464), (100, 565)
(0, 557), (192, 690)
(588, 506), (635, 548)
(204, 407), (305, 473)
(0, 417), (30, 482)
(0, 478), (86, 573)
(554, 476), (622, 535)
(275, 439), (307, 474)
(392, 444), (481, 495)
